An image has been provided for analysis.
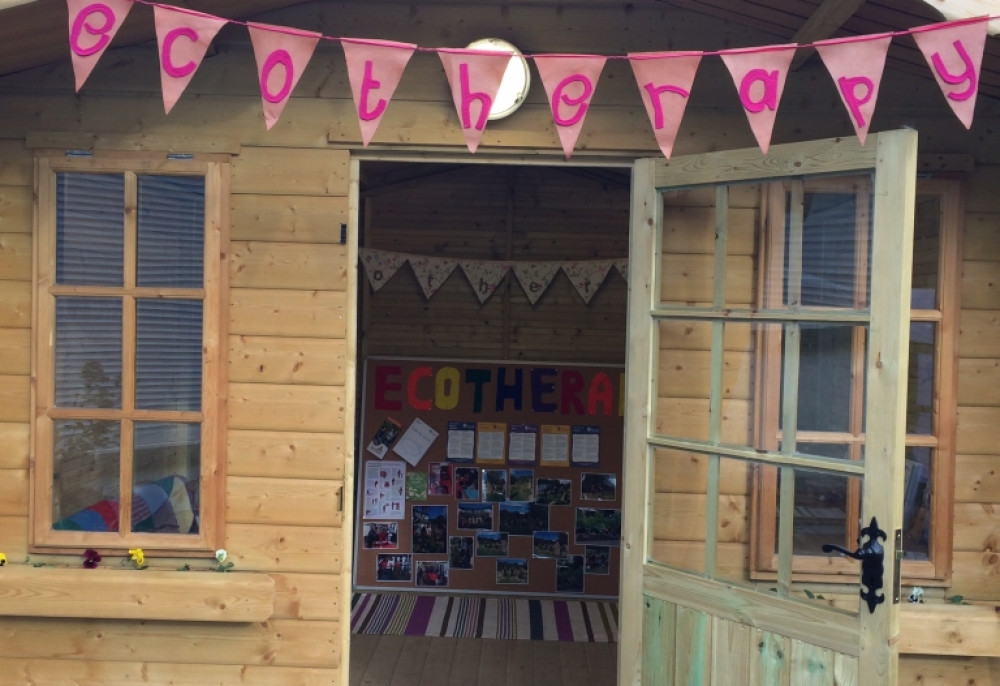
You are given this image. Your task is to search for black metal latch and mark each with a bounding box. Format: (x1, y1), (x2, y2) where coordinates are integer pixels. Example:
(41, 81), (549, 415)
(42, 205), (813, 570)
(822, 517), (886, 613)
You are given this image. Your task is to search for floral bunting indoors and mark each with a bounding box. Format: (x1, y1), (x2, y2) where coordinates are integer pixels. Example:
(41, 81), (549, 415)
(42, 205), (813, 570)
(360, 248), (626, 305)
(66, 0), (996, 155)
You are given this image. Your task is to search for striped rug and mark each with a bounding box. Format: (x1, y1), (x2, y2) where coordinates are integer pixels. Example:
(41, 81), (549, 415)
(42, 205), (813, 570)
(350, 592), (619, 642)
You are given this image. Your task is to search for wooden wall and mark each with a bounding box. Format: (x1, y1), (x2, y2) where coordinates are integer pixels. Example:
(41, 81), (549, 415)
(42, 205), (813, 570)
(0, 0), (996, 682)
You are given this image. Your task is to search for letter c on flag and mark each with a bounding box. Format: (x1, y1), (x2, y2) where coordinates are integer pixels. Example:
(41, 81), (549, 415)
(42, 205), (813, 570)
(162, 27), (198, 78)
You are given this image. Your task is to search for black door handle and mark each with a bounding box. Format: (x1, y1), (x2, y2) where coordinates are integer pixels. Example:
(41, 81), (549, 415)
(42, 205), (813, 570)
(822, 517), (886, 613)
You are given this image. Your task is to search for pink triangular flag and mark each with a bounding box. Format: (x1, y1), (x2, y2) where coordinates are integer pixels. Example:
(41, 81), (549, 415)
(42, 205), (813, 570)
(815, 34), (892, 144)
(460, 260), (510, 304)
(360, 248), (409, 292)
(342, 38), (416, 147)
(154, 7), (227, 114)
(628, 52), (702, 159)
(408, 256), (457, 299)
(438, 48), (512, 153)
(720, 45), (797, 154)
(513, 262), (561, 305)
(534, 54), (607, 159)
(248, 23), (321, 130)
(67, 0), (133, 91)
(912, 18), (989, 129)
(562, 260), (612, 305)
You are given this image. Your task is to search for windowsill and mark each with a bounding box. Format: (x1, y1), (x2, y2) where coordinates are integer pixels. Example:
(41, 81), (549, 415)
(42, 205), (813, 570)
(900, 603), (1000, 657)
(0, 565), (274, 622)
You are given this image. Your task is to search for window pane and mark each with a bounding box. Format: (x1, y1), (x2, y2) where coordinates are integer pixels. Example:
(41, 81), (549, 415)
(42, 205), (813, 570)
(908, 322), (936, 435)
(783, 324), (862, 435)
(912, 194), (941, 309)
(55, 297), (122, 408)
(782, 469), (859, 556)
(135, 299), (202, 411)
(56, 172), (124, 286)
(137, 175), (205, 288)
(785, 190), (867, 307)
(903, 447), (932, 560)
(51, 419), (120, 530)
(132, 422), (200, 534)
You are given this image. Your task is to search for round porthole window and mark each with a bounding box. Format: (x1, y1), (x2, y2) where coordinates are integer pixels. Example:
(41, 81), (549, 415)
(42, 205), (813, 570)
(465, 38), (531, 120)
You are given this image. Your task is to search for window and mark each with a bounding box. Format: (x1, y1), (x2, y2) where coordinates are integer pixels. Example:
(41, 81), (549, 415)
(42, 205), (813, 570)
(32, 153), (227, 553)
(750, 178), (961, 583)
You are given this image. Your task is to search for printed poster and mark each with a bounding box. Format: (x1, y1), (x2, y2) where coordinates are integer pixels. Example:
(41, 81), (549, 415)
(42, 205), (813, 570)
(363, 459), (407, 520)
(447, 421), (475, 462)
(392, 417), (439, 467)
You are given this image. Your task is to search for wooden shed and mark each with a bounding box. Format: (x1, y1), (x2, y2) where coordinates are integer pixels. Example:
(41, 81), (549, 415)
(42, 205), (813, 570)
(0, 0), (998, 684)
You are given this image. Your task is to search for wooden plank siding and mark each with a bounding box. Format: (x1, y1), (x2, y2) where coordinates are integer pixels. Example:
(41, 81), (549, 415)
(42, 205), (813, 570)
(0, 0), (996, 682)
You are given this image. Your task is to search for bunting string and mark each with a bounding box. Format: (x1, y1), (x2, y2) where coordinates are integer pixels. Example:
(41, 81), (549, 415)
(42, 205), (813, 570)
(359, 248), (627, 306)
(68, 0), (998, 157)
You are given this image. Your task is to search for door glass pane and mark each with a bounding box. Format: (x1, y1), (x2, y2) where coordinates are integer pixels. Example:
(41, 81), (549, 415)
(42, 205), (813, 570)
(137, 175), (205, 288)
(907, 322), (936, 436)
(56, 172), (124, 286)
(135, 299), (203, 411)
(132, 422), (200, 534)
(658, 184), (758, 309)
(779, 469), (860, 556)
(52, 419), (120, 530)
(54, 297), (122, 408)
(912, 194), (941, 309)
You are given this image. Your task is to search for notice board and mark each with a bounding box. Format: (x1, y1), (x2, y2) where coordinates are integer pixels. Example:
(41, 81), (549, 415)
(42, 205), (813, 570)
(354, 357), (624, 597)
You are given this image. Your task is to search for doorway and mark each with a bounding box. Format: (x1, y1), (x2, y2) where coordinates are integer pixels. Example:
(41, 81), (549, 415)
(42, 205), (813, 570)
(349, 159), (630, 683)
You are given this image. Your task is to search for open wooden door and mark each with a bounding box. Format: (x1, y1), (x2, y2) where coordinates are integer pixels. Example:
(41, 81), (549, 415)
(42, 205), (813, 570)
(620, 130), (917, 685)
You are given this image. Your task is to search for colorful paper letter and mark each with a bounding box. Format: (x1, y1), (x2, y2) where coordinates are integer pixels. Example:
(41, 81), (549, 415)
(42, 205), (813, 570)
(154, 7), (227, 114)
(534, 55), (607, 159)
(720, 45), (797, 154)
(628, 51), (701, 159)
(248, 22), (321, 130)
(342, 38), (416, 147)
(67, 0), (133, 91)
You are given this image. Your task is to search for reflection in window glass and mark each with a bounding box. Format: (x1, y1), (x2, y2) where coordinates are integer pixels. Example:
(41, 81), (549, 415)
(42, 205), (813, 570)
(132, 422), (200, 534)
(908, 323), (936, 436)
(903, 447), (932, 560)
(781, 324), (860, 435)
(912, 195), (941, 309)
(54, 297), (122, 408)
(52, 419), (120, 529)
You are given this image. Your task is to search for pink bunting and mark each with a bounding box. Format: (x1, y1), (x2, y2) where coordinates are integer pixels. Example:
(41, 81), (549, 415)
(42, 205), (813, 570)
(720, 45), (797, 154)
(438, 48), (513, 154)
(628, 52), (701, 159)
(534, 54), (607, 159)
(815, 34), (891, 145)
(247, 22), (321, 130)
(342, 38), (416, 147)
(67, 0), (133, 91)
(153, 7), (227, 114)
(912, 18), (989, 130)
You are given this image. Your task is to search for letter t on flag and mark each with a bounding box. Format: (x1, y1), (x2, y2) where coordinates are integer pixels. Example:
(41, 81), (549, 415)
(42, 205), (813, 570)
(342, 38), (416, 147)
(67, 0), (133, 91)
(438, 48), (512, 153)
(154, 7), (227, 114)
(720, 45), (797, 154)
